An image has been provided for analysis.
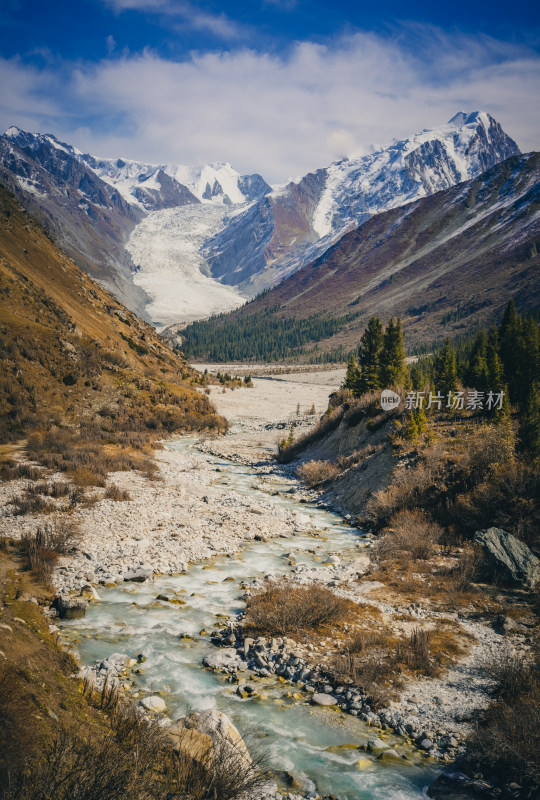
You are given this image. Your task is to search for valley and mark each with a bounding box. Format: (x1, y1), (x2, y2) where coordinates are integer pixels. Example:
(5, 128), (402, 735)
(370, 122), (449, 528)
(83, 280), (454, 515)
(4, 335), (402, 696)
(0, 100), (538, 800)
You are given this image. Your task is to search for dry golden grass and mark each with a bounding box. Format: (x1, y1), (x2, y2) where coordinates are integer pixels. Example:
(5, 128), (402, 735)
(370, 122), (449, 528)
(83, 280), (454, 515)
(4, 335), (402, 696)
(297, 459), (340, 487)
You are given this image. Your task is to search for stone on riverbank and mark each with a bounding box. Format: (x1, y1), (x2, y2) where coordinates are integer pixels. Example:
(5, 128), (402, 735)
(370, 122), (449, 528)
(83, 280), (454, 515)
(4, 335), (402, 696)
(474, 528), (540, 588)
(202, 648), (242, 670)
(427, 770), (501, 799)
(312, 693), (337, 706)
(139, 695), (167, 713)
(124, 568), (153, 583)
(175, 709), (251, 768)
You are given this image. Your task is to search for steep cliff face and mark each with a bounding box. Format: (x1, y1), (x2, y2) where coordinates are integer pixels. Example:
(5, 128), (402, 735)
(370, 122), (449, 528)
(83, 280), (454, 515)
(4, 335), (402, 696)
(0, 130), (148, 315)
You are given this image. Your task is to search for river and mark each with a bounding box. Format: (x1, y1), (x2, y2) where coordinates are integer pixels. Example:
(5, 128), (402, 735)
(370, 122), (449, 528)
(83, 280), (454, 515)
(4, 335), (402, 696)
(59, 435), (437, 799)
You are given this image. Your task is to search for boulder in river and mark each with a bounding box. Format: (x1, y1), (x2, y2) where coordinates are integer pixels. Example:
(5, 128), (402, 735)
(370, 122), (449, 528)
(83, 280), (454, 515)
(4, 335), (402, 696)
(473, 528), (540, 588)
(173, 709), (251, 769)
(51, 595), (87, 619)
(124, 568), (153, 583)
(202, 648), (242, 670)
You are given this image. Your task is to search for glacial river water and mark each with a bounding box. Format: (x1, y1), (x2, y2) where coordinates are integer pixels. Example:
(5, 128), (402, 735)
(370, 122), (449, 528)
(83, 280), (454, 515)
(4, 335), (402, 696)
(59, 437), (437, 799)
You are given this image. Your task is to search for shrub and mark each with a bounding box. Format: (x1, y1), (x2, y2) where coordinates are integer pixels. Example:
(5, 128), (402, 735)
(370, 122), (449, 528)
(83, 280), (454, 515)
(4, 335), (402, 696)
(170, 732), (269, 800)
(464, 652), (540, 793)
(297, 459), (339, 487)
(20, 520), (80, 579)
(450, 544), (483, 592)
(396, 627), (435, 675)
(373, 509), (442, 564)
(244, 581), (353, 637)
(11, 491), (56, 516)
(104, 485), (131, 501)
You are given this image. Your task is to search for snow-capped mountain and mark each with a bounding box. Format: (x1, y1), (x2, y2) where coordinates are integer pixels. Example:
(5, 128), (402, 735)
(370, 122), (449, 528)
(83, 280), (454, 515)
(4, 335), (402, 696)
(0, 112), (521, 326)
(203, 111), (520, 293)
(82, 154), (271, 211)
(186, 151), (540, 355)
(0, 126), (270, 319)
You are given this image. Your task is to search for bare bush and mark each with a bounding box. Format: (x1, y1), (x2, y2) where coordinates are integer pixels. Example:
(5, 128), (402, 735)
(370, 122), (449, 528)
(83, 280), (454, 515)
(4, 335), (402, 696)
(1, 704), (167, 800)
(244, 580), (353, 637)
(396, 627), (435, 676)
(104, 484), (131, 501)
(11, 491), (55, 516)
(170, 733), (269, 800)
(20, 519), (80, 579)
(450, 544), (483, 592)
(373, 509), (442, 564)
(465, 652), (540, 793)
(330, 632), (399, 709)
(297, 459), (339, 487)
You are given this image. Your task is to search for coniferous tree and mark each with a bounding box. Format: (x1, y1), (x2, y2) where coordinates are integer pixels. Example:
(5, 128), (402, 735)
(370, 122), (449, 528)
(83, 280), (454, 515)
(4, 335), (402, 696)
(466, 330), (489, 390)
(404, 412), (419, 440)
(343, 355), (361, 394)
(515, 318), (540, 407)
(486, 326), (503, 390)
(434, 338), (458, 398)
(356, 316), (384, 394)
(379, 318), (407, 388)
(517, 383), (540, 457)
(499, 300), (521, 403)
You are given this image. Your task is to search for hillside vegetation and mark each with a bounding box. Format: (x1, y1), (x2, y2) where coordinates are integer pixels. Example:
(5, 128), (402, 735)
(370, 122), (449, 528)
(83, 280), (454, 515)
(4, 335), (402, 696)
(0, 185), (225, 479)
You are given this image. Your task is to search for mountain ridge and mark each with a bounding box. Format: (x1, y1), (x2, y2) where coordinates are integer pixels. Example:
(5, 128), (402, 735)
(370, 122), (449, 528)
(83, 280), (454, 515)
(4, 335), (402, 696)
(178, 151), (540, 361)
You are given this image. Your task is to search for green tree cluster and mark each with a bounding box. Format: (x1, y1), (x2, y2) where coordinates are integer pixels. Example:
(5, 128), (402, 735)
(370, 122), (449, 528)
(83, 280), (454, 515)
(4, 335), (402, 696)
(343, 316), (408, 396)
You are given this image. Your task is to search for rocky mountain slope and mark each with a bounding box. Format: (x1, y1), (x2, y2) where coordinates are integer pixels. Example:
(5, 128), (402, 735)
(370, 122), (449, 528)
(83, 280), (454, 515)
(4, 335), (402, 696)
(179, 151), (540, 358)
(203, 112), (520, 294)
(0, 128), (148, 314)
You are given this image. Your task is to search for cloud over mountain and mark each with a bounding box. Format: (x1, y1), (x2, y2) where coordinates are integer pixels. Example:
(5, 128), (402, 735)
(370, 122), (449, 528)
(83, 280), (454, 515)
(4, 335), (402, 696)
(0, 26), (539, 182)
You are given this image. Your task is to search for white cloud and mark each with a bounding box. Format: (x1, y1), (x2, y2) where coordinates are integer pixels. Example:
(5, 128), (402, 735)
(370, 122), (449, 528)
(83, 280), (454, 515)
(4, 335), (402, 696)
(1, 28), (539, 183)
(98, 0), (243, 39)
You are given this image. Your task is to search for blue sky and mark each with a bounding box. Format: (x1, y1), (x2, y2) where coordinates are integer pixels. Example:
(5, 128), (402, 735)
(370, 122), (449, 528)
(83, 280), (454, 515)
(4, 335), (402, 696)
(1, 0), (539, 181)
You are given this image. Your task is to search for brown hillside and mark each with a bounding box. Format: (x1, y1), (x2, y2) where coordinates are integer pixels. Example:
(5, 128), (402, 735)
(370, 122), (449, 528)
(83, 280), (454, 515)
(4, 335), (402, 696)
(0, 184), (225, 446)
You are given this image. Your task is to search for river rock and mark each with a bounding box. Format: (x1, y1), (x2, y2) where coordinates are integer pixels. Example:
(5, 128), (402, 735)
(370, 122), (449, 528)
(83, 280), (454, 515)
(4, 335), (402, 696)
(168, 724), (212, 762)
(79, 585), (100, 600)
(474, 528), (540, 588)
(311, 693), (337, 706)
(51, 595), (87, 619)
(176, 709), (251, 768)
(139, 695), (167, 713)
(427, 770), (501, 799)
(367, 738), (387, 752)
(377, 749), (406, 763)
(124, 568), (153, 583)
(202, 648), (242, 670)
